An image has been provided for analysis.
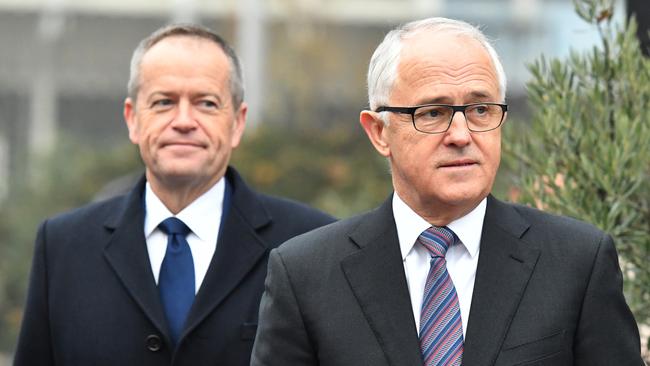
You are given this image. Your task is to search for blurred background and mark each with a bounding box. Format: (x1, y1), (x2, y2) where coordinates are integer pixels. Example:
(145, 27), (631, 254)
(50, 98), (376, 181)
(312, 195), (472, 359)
(0, 0), (648, 363)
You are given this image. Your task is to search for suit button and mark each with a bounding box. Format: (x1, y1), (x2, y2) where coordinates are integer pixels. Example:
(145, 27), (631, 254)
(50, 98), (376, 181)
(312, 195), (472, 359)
(145, 334), (163, 352)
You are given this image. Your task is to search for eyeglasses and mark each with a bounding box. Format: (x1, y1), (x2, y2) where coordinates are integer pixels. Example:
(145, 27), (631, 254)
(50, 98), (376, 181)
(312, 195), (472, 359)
(375, 103), (508, 134)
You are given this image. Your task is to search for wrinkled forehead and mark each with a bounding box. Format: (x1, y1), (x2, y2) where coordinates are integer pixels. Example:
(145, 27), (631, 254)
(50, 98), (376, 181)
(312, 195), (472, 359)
(141, 35), (230, 68)
(394, 32), (500, 99)
(138, 36), (232, 87)
(400, 32), (496, 75)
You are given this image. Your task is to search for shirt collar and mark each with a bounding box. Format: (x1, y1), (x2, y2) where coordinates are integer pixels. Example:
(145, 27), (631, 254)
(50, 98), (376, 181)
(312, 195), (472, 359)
(393, 193), (486, 260)
(144, 178), (226, 241)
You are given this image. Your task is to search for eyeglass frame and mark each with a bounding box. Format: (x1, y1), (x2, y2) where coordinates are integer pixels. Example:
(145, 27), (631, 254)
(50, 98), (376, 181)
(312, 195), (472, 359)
(375, 103), (508, 134)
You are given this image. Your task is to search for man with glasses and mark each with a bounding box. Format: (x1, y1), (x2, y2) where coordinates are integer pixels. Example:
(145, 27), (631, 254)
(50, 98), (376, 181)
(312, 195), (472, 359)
(251, 17), (643, 365)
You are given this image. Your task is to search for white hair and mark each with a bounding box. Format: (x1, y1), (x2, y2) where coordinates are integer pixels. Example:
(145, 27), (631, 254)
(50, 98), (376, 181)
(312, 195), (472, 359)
(367, 17), (507, 115)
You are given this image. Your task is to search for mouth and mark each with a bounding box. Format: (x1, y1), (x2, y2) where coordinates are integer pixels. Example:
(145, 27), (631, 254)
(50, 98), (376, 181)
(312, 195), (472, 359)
(161, 141), (205, 149)
(438, 159), (478, 168)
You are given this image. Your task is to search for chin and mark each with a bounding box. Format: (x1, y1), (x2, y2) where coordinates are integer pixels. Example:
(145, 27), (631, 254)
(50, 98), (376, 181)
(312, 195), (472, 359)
(155, 169), (202, 185)
(438, 189), (486, 207)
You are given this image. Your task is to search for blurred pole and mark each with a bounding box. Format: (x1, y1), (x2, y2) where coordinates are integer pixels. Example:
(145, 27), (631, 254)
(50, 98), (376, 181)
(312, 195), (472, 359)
(413, 0), (443, 14)
(627, 0), (649, 56)
(30, 62), (56, 157)
(511, 0), (539, 24)
(172, 0), (198, 24)
(236, 0), (266, 128)
(0, 133), (7, 203)
(29, 0), (64, 181)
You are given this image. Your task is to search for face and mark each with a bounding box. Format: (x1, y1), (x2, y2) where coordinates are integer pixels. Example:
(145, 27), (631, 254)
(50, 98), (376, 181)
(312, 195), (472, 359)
(360, 32), (504, 224)
(124, 36), (246, 194)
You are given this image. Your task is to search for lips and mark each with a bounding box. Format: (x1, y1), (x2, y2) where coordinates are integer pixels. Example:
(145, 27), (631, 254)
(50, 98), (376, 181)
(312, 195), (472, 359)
(438, 159), (478, 168)
(161, 141), (205, 149)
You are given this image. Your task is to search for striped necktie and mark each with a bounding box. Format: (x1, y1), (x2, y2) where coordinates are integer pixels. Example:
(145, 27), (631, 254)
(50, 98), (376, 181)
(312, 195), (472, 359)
(417, 226), (464, 366)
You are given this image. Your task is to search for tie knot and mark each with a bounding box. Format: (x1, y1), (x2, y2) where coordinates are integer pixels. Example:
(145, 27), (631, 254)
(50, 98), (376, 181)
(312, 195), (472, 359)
(158, 217), (191, 237)
(418, 226), (455, 258)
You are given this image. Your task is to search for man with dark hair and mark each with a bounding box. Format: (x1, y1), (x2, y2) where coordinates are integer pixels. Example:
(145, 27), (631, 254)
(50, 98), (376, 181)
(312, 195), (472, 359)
(14, 24), (334, 366)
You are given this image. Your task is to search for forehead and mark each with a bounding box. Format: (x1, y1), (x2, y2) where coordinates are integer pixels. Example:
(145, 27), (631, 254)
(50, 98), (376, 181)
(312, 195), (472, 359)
(138, 35), (231, 89)
(394, 32), (499, 103)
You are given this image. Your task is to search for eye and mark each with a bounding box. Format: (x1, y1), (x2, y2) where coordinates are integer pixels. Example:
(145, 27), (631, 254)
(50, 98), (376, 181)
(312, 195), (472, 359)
(150, 98), (174, 109)
(415, 105), (450, 120)
(427, 109), (441, 118)
(471, 104), (489, 115)
(198, 100), (219, 109)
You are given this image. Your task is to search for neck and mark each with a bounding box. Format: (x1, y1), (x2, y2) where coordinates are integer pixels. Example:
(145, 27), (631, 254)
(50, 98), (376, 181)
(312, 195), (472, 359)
(146, 172), (222, 214)
(394, 187), (481, 227)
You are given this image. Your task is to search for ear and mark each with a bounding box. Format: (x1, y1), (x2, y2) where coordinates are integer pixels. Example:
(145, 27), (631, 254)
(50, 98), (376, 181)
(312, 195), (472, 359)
(230, 102), (247, 149)
(124, 97), (139, 144)
(360, 110), (390, 157)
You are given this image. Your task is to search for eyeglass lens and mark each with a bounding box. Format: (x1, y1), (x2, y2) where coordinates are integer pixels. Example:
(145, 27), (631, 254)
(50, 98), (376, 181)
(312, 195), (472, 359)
(413, 104), (503, 132)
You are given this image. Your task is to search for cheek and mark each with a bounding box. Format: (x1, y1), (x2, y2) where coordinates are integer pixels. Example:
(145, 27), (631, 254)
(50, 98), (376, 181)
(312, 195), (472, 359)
(140, 128), (157, 148)
(144, 118), (171, 141)
(480, 136), (502, 172)
(394, 140), (436, 182)
(210, 124), (228, 143)
(393, 128), (425, 154)
(491, 136), (501, 162)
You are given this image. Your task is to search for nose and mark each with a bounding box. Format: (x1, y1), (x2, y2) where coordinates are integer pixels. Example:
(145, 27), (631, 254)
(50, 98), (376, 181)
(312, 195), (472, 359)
(443, 110), (471, 146)
(171, 99), (197, 131)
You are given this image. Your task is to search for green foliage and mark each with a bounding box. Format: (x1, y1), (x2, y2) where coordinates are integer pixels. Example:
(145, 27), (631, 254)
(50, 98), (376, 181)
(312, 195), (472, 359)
(505, 0), (650, 328)
(0, 139), (142, 352)
(232, 124), (392, 218)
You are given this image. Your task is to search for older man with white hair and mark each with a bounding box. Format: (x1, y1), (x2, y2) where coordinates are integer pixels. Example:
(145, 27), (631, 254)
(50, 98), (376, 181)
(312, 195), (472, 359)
(251, 17), (643, 366)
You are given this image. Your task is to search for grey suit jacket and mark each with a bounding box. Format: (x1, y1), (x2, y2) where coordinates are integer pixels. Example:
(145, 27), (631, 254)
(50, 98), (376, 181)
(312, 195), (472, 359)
(251, 194), (643, 366)
(14, 167), (335, 366)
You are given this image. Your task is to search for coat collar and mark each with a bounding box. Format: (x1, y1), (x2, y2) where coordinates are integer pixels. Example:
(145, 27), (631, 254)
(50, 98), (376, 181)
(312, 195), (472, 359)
(102, 176), (170, 339)
(341, 194), (424, 366)
(181, 167), (270, 340)
(102, 167), (272, 346)
(462, 195), (539, 365)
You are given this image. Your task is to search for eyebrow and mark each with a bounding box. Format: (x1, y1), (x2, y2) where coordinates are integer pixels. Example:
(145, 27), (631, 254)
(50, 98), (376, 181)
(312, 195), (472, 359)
(415, 91), (496, 105)
(194, 93), (223, 104)
(146, 91), (224, 104)
(146, 91), (175, 101)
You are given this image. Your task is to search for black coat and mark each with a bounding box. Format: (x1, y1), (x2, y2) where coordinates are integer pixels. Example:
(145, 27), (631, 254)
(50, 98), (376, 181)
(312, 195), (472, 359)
(14, 167), (335, 366)
(251, 195), (643, 366)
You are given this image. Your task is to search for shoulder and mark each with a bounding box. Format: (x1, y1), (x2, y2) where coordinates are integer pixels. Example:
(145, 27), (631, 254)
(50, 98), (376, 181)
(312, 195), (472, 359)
(248, 192), (336, 250)
(258, 193), (335, 226)
(272, 210), (371, 265)
(43, 194), (128, 232)
(226, 166), (335, 233)
(490, 197), (610, 256)
(42, 175), (145, 233)
(512, 201), (604, 239)
(273, 197), (394, 268)
(33, 193), (132, 262)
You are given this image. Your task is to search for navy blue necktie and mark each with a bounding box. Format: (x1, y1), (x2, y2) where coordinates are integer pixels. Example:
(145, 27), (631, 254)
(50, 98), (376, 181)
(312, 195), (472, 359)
(158, 217), (195, 346)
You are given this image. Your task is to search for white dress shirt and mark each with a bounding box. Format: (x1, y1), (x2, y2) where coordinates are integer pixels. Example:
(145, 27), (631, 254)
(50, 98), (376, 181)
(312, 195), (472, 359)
(144, 178), (225, 294)
(393, 193), (486, 337)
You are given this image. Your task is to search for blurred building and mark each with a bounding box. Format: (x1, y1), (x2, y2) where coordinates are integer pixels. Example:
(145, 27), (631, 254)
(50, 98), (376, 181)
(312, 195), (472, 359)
(627, 0), (650, 55)
(0, 0), (622, 202)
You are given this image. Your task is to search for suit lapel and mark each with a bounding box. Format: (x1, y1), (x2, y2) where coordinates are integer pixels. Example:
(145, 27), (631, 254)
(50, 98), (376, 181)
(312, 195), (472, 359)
(182, 168), (269, 337)
(341, 196), (423, 366)
(463, 195), (540, 365)
(102, 177), (170, 339)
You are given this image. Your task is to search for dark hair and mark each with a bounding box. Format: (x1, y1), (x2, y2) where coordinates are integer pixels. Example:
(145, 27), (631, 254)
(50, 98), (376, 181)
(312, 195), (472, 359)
(127, 24), (244, 108)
